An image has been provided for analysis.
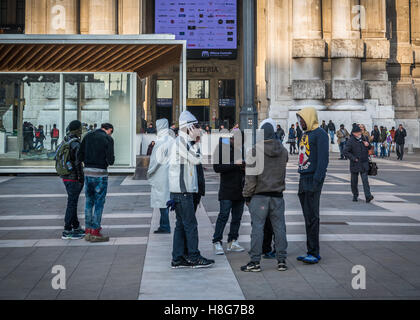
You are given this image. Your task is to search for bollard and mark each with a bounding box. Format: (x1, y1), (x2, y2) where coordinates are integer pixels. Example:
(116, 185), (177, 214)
(407, 144), (414, 154)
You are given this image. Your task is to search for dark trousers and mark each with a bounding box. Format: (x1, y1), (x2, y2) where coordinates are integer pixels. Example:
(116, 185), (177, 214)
(289, 142), (296, 154)
(193, 193), (201, 213)
(263, 215), (274, 254)
(298, 175), (323, 257)
(63, 180), (83, 231)
(212, 200), (244, 244)
(396, 143), (404, 160)
(171, 192), (200, 262)
(351, 171), (371, 200)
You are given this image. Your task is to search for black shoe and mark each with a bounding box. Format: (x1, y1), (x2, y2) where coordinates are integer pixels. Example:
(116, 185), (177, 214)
(240, 261), (261, 272)
(61, 230), (83, 240)
(72, 227), (85, 236)
(171, 257), (193, 269)
(353, 196), (358, 202)
(278, 260), (288, 271)
(366, 195), (374, 203)
(154, 228), (171, 234)
(188, 256), (215, 269)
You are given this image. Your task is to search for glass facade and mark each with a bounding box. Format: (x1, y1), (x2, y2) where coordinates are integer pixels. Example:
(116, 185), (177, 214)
(0, 73), (135, 168)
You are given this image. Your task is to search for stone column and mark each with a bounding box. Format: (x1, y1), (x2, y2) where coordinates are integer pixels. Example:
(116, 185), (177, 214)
(25, 0), (48, 34)
(411, 0), (420, 127)
(118, 0), (143, 34)
(80, 0), (89, 34)
(330, 0), (365, 110)
(88, 0), (117, 34)
(291, 0), (326, 110)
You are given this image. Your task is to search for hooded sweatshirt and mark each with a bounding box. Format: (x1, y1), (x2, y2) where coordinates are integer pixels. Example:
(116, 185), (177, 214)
(296, 107), (329, 183)
(242, 122), (289, 199)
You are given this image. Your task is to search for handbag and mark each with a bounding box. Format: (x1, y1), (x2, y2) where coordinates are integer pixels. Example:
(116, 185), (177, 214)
(368, 157), (378, 176)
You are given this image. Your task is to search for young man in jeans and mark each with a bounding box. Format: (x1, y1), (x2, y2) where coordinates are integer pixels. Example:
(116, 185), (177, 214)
(78, 123), (115, 242)
(60, 120), (85, 240)
(241, 118), (289, 272)
(169, 111), (214, 269)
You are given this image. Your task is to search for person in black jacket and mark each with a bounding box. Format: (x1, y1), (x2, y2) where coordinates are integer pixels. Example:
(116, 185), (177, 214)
(395, 124), (407, 160)
(371, 125), (380, 157)
(343, 126), (374, 203)
(212, 133), (246, 255)
(61, 120), (85, 240)
(78, 123), (115, 242)
(327, 120), (336, 144)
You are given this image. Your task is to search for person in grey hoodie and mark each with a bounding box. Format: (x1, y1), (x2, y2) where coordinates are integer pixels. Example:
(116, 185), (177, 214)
(241, 118), (289, 272)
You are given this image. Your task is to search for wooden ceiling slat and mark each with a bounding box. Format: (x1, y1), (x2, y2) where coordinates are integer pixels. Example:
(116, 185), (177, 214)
(76, 45), (118, 70)
(24, 45), (56, 70)
(66, 45), (107, 71)
(103, 45), (148, 71)
(95, 45), (139, 70)
(0, 45), (15, 62)
(16, 45), (46, 71)
(35, 45), (66, 71)
(53, 45), (88, 70)
(42, 45), (77, 71)
(85, 45), (129, 71)
(0, 45), (25, 70)
(130, 46), (177, 71)
(112, 46), (159, 71)
(8, 45), (36, 70)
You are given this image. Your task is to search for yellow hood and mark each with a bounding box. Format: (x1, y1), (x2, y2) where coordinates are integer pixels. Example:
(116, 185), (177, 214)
(296, 107), (319, 132)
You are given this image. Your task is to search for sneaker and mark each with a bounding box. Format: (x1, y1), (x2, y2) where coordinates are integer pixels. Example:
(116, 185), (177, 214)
(240, 261), (261, 272)
(90, 228), (109, 242)
(353, 196), (358, 202)
(171, 257), (193, 269)
(366, 195), (374, 203)
(61, 230), (83, 240)
(302, 254), (320, 264)
(278, 259), (288, 271)
(154, 228), (171, 234)
(213, 242), (224, 255)
(84, 228), (91, 241)
(263, 251), (276, 259)
(72, 227), (85, 237)
(227, 240), (245, 252)
(188, 256), (215, 269)
(297, 254), (321, 262)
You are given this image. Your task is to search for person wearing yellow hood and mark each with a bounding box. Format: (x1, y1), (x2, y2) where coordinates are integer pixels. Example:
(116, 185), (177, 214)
(295, 107), (329, 264)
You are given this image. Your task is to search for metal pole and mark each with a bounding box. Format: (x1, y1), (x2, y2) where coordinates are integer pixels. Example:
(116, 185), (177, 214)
(59, 73), (65, 142)
(239, 0), (258, 143)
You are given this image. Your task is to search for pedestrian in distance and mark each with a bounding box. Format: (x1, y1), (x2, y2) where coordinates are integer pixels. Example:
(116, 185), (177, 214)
(320, 120), (328, 132)
(147, 119), (175, 234)
(50, 124), (59, 151)
(78, 123), (115, 242)
(395, 124), (407, 160)
(296, 107), (329, 265)
(343, 125), (374, 203)
(287, 124), (297, 155)
(327, 120), (336, 144)
(296, 122), (303, 147)
(241, 118), (289, 272)
(168, 110), (214, 269)
(336, 124), (350, 160)
(371, 125), (380, 157)
(275, 124), (285, 143)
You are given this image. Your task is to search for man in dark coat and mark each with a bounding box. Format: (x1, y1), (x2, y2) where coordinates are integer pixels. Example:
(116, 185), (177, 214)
(395, 124), (407, 160)
(343, 126), (374, 203)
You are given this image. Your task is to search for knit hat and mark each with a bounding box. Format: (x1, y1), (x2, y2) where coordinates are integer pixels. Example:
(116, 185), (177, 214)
(179, 110), (198, 129)
(68, 120), (82, 132)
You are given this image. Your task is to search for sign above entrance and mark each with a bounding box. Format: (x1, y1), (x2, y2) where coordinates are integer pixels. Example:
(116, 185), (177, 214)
(187, 98), (210, 106)
(155, 0), (237, 60)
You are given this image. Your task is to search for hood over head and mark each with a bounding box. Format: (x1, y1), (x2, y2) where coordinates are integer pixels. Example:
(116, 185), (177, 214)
(296, 107), (319, 132)
(260, 122), (275, 141)
(179, 110), (198, 129)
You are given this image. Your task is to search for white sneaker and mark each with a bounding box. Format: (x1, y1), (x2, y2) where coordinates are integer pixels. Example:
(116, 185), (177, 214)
(227, 240), (245, 252)
(214, 242), (224, 255)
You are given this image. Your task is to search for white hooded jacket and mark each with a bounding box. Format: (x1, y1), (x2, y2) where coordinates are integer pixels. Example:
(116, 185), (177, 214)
(147, 119), (174, 208)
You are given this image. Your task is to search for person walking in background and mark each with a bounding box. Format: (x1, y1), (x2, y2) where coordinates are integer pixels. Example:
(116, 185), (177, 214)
(212, 133), (246, 255)
(395, 124), (407, 160)
(288, 124), (297, 155)
(379, 126), (388, 158)
(320, 120), (328, 132)
(59, 120), (85, 240)
(359, 124), (371, 142)
(241, 118), (289, 272)
(275, 124), (285, 142)
(344, 125), (374, 203)
(296, 122), (303, 147)
(336, 124), (350, 160)
(147, 119), (174, 234)
(78, 123), (115, 242)
(389, 126), (396, 153)
(34, 125), (46, 150)
(328, 120), (336, 144)
(296, 107), (329, 265)
(169, 111), (214, 269)
(386, 128), (393, 158)
(146, 123), (157, 134)
(371, 125), (380, 157)
(50, 124), (59, 151)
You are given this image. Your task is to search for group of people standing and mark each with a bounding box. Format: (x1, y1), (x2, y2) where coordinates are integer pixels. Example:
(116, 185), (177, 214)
(22, 122), (60, 153)
(147, 106), (329, 272)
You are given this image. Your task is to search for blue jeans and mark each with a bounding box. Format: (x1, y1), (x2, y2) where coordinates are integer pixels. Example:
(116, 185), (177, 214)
(339, 141), (346, 159)
(329, 130), (335, 143)
(372, 142), (378, 156)
(212, 200), (244, 244)
(171, 192), (200, 262)
(380, 144), (387, 158)
(159, 208), (171, 232)
(84, 176), (108, 230)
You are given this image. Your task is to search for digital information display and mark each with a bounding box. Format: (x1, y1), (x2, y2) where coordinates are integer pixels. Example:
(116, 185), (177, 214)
(155, 0), (237, 59)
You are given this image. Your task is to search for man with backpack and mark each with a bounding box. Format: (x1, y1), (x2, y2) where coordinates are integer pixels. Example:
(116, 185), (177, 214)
(56, 120), (85, 240)
(34, 125), (46, 150)
(50, 124), (59, 151)
(78, 123), (115, 242)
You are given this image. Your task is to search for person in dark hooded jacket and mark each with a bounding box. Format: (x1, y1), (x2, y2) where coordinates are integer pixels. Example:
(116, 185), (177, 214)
(343, 125), (374, 203)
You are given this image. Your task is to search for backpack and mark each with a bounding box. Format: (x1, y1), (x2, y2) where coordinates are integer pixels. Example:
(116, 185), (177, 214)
(35, 130), (41, 138)
(55, 138), (79, 176)
(52, 128), (59, 138)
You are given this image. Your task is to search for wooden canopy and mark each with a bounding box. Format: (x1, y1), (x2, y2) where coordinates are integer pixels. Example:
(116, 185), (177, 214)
(0, 35), (184, 78)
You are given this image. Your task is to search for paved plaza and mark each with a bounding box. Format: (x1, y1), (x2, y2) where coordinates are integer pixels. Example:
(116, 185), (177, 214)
(1, 152), (420, 300)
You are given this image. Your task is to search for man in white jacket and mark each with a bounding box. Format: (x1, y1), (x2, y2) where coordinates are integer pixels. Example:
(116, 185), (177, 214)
(169, 110), (215, 269)
(147, 118), (175, 234)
